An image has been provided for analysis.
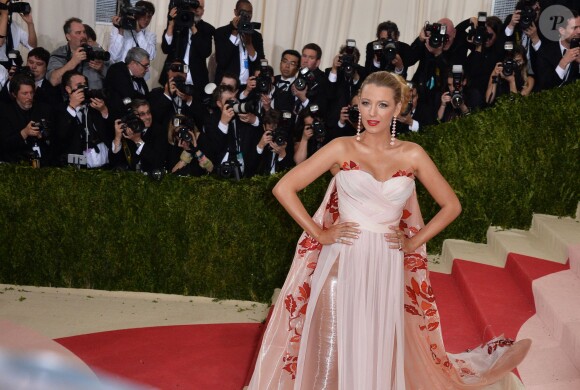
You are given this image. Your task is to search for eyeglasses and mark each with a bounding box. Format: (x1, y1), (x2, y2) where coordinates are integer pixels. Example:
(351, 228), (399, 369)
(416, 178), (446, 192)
(135, 61), (150, 69)
(136, 110), (151, 118)
(281, 58), (298, 67)
(218, 84), (236, 93)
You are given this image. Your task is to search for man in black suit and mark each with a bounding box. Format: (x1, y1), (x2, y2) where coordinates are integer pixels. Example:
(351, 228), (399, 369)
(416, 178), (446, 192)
(271, 50), (300, 113)
(203, 84), (261, 178)
(365, 21), (412, 78)
(109, 99), (166, 172)
(0, 47), (60, 107)
(535, 11), (579, 91)
(0, 73), (54, 165)
(159, 0), (214, 88)
(254, 110), (293, 175)
(55, 70), (112, 168)
(214, 0), (264, 86)
(104, 47), (150, 119)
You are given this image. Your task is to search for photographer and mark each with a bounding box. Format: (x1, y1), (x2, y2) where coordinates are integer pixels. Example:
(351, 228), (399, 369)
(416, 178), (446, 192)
(160, 0), (214, 88)
(240, 62), (275, 117)
(395, 82), (436, 134)
(503, 0), (544, 76)
(408, 18), (469, 104)
(104, 47), (150, 119)
(463, 15), (506, 108)
(0, 72), (53, 165)
(365, 21), (411, 78)
(214, 0), (264, 88)
(436, 65), (474, 123)
(293, 106), (328, 165)
(165, 113), (213, 176)
(332, 94), (360, 139)
(0, 0), (37, 69)
(255, 109), (294, 175)
(109, 1), (156, 65)
(203, 83), (261, 178)
(47, 17), (110, 89)
(55, 70), (112, 168)
(0, 47), (59, 106)
(299, 43), (329, 117)
(486, 44), (535, 105)
(326, 43), (367, 129)
(109, 98), (166, 172)
(149, 59), (204, 132)
(272, 49), (300, 113)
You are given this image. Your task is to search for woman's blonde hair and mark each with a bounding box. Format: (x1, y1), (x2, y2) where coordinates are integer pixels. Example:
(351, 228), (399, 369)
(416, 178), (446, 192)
(359, 71), (410, 110)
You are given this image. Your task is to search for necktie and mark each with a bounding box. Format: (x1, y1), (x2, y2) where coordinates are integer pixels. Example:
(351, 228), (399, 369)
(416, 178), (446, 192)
(132, 77), (144, 94)
(277, 80), (290, 91)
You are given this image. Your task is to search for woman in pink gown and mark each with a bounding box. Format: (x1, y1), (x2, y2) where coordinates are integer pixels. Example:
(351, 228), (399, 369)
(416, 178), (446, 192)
(248, 71), (530, 389)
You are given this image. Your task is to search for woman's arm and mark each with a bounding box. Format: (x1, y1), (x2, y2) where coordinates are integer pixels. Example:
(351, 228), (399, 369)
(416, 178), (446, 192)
(520, 74), (534, 96)
(400, 144), (461, 252)
(273, 138), (359, 245)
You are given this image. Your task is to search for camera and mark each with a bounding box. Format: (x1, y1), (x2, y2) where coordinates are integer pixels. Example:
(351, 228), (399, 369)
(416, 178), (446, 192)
(347, 105), (359, 124)
(173, 115), (195, 143)
(115, 0), (147, 31)
(0, 1), (31, 15)
(32, 119), (50, 138)
(168, 62), (189, 73)
(225, 99), (257, 114)
(501, 42), (516, 77)
(468, 12), (489, 46)
(86, 89), (107, 101)
(238, 10), (261, 35)
(294, 67), (317, 91)
(571, 37), (580, 50)
(309, 105), (325, 138)
(424, 22), (448, 49)
(119, 98), (145, 134)
(171, 0), (200, 29)
(373, 38), (398, 69)
(82, 44), (111, 62)
(172, 75), (196, 96)
(7, 50), (33, 78)
(340, 39), (357, 79)
(271, 111), (292, 146)
(256, 59), (272, 94)
(516, 0), (537, 30)
(450, 65), (464, 109)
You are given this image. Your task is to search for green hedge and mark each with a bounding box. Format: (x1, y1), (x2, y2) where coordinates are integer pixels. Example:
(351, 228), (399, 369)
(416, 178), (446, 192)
(0, 83), (578, 302)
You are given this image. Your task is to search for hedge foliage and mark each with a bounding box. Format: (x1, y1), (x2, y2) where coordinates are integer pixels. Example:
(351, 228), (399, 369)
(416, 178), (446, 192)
(0, 83), (578, 302)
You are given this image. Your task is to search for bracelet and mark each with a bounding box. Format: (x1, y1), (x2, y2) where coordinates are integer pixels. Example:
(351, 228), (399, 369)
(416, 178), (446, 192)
(180, 151), (193, 164)
(194, 151), (204, 161)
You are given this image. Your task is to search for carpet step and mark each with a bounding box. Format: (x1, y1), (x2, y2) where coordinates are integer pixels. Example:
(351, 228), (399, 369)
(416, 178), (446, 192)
(570, 244), (580, 279)
(437, 240), (497, 274)
(530, 214), (580, 264)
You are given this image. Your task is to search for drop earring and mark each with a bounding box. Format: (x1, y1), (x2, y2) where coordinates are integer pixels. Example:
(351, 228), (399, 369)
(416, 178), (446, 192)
(356, 112), (362, 141)
(390, 116), (397, 146)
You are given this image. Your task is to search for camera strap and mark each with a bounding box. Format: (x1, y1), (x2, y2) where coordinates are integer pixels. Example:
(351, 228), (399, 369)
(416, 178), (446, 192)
(122, 138), (133, 167)
(6, 15), (14, 54)
(130, 29), (141, 49)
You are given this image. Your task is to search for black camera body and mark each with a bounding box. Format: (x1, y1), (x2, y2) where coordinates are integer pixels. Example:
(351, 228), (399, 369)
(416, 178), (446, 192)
(238, 10), (261, 35)
(450, 65), (464, 109)
(32, 119), (50, 138)
(309, 105), (325, 138)
(176, 127), (192, 142)
(115, 0), (147, 31)
(0, 1), (32, 15)
(171, 0), (200, 29)
(373, 38), (398, 68)
(570, 37), (580, 50)
(226, 99), (257, 115)
(172, 115), (195, 143)
(7, 50), (33, 78)
(172, 75), (196, 96)
(82, 44), (111, 62)
(271, 111), (292, 146)
(256, 59), (272, 94)
(424, 22), (448, 48)
(468, 12), (489, 46)
(516, 0), (537, 30)
(347, 105), (359, 124)
(502, 42), (516, 77)
(119, 99), (145, 135)
(294, 67), (317, 91)
(339, 39), (357, 79)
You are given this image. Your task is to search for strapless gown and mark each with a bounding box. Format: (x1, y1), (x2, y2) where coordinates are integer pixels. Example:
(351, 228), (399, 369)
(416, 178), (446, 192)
(248, 162), (530, 390)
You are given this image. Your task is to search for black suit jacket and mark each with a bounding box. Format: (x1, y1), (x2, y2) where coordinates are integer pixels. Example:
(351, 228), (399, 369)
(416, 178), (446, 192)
(159, 19), (215, 87)
(203, 111), (261, 178)
(255, 146), (294, 176)
(535, 40), (579, 91)
(108, 122), (166, 172)
(214, 22), (265, 84)
(54, 104), (113, 165)
(0, 100), (54, 165)
(148, 86), (205, 132)
(104, 62), (149, 119)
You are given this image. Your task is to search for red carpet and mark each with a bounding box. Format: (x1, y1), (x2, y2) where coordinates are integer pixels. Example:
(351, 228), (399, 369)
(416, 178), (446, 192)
(55, 254), (569, 389)
(56, 323), (265, 390)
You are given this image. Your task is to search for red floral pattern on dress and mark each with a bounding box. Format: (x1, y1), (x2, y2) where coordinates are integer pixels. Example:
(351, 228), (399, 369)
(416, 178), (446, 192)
(341, 160), (360, 171)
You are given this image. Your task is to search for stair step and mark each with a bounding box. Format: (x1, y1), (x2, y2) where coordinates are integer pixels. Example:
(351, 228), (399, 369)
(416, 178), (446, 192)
(570, 244), (580, 279)
(505, 254), (569, 305)
(451, 260), (534, 341)
(530, 214), (580, 263)
(517, 342), (580, 387)
(487, 227), (562, 264)
(438, 240), (498, 274)
(532, 271), (580, 340)
(562, 321), (580, 371)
